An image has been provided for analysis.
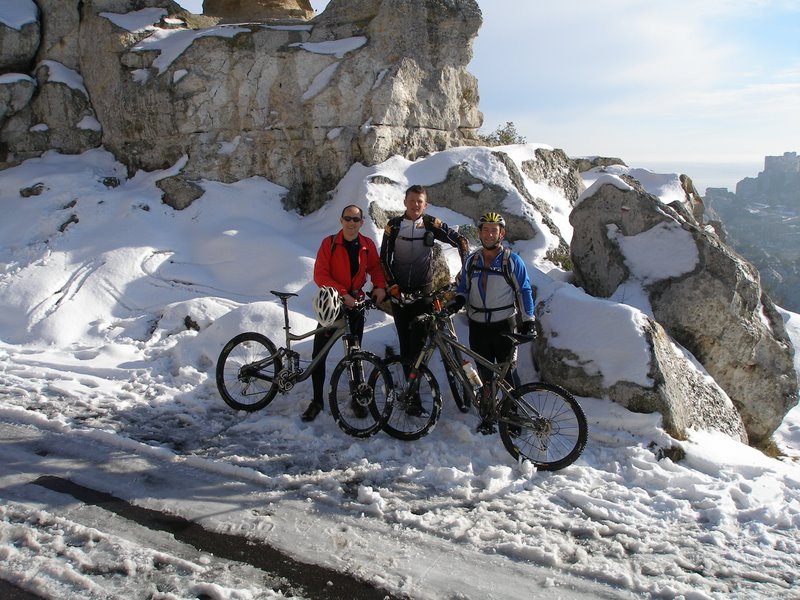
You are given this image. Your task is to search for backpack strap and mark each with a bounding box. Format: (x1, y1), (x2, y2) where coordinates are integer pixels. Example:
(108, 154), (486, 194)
(466, 248), (515, 290)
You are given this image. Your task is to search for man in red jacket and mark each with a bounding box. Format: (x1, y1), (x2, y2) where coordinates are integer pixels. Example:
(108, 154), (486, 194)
(302, 205), (387, 422)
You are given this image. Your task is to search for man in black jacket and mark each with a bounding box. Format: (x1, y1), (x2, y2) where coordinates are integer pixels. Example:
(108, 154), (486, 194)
(380, 185), (468, 379)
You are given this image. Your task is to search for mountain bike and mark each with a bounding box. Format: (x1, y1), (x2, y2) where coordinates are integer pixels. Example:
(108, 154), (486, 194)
(375, 286), (588, 470)
(216, 290), (393, 438)
(377, 289), (470, 441)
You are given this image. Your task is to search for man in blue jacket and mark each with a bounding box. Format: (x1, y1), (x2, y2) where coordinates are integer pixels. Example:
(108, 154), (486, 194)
(454, 211), (535, 433)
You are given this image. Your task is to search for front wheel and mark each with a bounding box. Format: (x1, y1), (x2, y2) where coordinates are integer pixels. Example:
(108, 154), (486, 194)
(329, 351), (393, 438)
(499, 382), (587, 471)
(216, 332), (282, 411)
(378, 357), (442, 441)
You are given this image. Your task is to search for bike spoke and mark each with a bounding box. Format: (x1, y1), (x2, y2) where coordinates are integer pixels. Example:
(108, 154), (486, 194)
(329, 352), (393, 438)
(216, 332), (280, 411)
(380, 357), (441, 441)
(500, 383), (587, 471)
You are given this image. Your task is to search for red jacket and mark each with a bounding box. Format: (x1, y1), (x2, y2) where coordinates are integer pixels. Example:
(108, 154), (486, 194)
(314, 231), (387, 296)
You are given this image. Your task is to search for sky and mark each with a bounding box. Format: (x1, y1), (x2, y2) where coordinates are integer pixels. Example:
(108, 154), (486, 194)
(172, 0), (800, 192)
(1, 140), (800, 598)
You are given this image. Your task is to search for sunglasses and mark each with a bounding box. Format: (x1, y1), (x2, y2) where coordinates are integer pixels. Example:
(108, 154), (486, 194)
(341, 216), (362, 223)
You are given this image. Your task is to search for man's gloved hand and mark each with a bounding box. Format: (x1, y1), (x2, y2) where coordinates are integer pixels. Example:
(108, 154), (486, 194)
(388, 284), (400, 299)
(444, 295), (466, 315)
(371, 287), (386, 304)
(519, 320), (535, 335)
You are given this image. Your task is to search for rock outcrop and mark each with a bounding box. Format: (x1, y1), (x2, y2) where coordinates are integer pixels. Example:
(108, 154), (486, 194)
(569, 175), (798, 445)
(535, 282), (748, 443)
(705, 152), (800, 312)
(736, 151), (800, 207)
(203, 0), (314, 21)
(0, 2), (39, 72)
(1, 0), (483, 213)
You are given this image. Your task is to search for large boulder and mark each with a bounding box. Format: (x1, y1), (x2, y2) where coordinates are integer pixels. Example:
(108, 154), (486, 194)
(0, 75), (36, 123)
(0, 2), (39, 72)
(569, 175), (798, 445)
(534, 282), (748, 443)
(1, 61), (102, 161)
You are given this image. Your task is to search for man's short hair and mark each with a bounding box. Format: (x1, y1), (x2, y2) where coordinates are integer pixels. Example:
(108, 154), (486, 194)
(405, 184), (427, 197)
(340, 204), (363, 218)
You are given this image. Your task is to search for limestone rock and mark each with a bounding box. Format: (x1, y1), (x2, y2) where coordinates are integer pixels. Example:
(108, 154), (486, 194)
(0, 16), (39, 73)
(1, 0), (482, 211)
(678, 174), (704, 225)
(572, 155), (626, 173)
(33, 0), (81, 69)
(569, 176), (798, 445)
(534, 282), (748, 443)
(203, 0), (314, 21)
(2, 61), (101, 162)
(157, 176), (204, 209)
(0, 76), (36, 122)
(71, 0), (480, 213)
(522, 148), (586, 207)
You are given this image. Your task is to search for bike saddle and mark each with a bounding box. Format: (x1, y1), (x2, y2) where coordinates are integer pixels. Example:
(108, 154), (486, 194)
(270, 290), (298, 300)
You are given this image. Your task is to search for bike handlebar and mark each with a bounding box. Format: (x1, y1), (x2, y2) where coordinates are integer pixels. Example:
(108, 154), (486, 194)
(395, 283), (457, 307)
(345, 294), (380, 311)
(409, 285), (535, 345)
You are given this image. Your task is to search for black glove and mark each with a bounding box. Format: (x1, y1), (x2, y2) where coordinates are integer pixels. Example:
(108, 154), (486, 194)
(444, 295), (466, 315)
(519, 320), (535, 335)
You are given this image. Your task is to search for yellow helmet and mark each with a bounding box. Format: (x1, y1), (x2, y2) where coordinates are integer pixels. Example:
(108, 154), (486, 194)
(479, 212), (506, 228)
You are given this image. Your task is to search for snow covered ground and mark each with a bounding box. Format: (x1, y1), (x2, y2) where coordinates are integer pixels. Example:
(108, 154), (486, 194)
(1, 146), (799, 600)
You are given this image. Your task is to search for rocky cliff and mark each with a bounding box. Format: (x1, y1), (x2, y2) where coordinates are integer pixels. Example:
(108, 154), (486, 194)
(0, 0), (482, 212)
(705, 152), (800, 312)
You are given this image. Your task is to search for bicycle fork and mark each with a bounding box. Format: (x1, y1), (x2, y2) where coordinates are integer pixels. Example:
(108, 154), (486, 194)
(396, 339), (437, 406)
(342, 336), (371, 408)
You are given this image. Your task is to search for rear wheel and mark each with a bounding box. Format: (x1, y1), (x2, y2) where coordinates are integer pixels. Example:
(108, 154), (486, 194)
(499, 382), (587, 471)
(329, 351), (393, 438)
(378, 356), (441, 441)
(216, 332), (281, 411)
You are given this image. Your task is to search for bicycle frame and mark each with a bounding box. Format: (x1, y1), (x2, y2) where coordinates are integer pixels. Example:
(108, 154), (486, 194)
(254, 294), (365, 391)
(409, 315), (518, 409)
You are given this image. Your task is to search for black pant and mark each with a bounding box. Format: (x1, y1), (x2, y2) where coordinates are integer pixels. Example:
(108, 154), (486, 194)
(390, 296), (434, 368)
(468, 319), (520, 389)
(310, 308), (365, 407)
